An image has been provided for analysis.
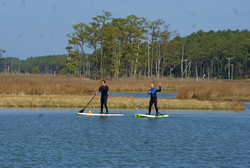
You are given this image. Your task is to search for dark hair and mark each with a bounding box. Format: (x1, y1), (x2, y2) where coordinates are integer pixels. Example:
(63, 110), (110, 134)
(101, 80), (106, 83)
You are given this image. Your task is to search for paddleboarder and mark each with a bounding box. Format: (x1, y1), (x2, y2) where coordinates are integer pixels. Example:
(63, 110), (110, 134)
(147, 83), (161, 116)
(96, 80), (109, 114)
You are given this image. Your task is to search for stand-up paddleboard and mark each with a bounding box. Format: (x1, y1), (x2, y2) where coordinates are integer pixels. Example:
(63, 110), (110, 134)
(135, 113), (169, 118)
(78, 112), (123, 116)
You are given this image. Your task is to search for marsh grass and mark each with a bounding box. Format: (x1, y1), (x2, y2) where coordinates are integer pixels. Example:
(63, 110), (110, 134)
(176, 81), (250, 101)
(0, 74), (249, 102)
(0, 74), (181, 95)
(0, 94), (245, 110)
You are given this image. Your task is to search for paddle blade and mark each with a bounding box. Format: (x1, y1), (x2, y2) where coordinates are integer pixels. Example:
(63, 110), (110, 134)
(79, 109), (84, 113)
(135, 105), (141, 112)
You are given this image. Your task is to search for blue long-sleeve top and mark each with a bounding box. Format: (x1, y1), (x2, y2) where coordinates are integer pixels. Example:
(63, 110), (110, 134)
(147, 86), (161, 99)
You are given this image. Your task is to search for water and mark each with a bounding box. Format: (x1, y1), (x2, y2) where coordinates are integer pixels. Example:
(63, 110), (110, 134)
(102, 92), (177, 98)
(0, 105), (249, 167)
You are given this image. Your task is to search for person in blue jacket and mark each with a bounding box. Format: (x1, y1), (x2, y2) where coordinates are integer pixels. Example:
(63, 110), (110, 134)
(147, 83), (161, 116)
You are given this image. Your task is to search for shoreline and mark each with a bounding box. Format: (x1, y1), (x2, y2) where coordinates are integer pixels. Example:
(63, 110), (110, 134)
(0, 94), (245, 111)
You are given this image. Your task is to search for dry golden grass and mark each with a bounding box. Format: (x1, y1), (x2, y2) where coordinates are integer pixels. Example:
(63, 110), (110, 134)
(0, 74), (179, 95)
(0, 74), (249, 102)
(0, 74), (94, 95)
(176, 80), (250, 101)
(0, 94), (245, 111)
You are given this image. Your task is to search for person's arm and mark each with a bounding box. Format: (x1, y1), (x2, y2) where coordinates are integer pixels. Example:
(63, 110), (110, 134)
(106, 86), (109, 91)
(96, 87), (101, 94)
(157, 83), (161, 92)
(147, 89), (151, 95)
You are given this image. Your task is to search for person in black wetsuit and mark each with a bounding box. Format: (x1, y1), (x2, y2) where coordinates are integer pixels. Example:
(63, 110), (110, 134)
(96, 80), (109, 114)
(147, 83), (161, 116)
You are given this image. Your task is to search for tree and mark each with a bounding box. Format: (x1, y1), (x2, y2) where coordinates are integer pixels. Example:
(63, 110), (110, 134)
(110, 17), (128, 79)
(0, 49), (6, 72)
(60, 46), (81, 77)
(148, 19), (165, 77)
(20, 55), (65, 74)
(67, 23), (89, 77)
(92, 10), (112, 77)
(88, 21), (100, 78)
(160, 25), (174, 77)
(64, 13), (249, 79)
(0, 49), (5, 58)
(131, 16), (147, 77)
(32, 67), (40, 74)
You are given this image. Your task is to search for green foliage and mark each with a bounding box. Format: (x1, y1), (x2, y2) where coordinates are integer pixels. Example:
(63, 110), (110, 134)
(60, 49), (81, 76)
(0, 49), (6, 72)
(32, 67), (40, 74)
(0, 49), (5, 58)
(174, 29), (250, 79)
(4, 13), (249, 80)
(66, 11), (249, 79)
(170, 74), (176, 78)
(1, 57), (21, 73)
(20, 55), (66, 73)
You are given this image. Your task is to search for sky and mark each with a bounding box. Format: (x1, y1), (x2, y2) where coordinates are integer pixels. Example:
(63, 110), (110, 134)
(0, 0), (249, 60)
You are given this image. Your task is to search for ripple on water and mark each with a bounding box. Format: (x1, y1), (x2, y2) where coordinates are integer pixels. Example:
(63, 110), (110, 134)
(0, 108), (249, 167)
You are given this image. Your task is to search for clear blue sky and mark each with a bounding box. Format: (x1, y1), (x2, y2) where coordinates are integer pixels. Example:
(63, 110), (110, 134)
(0, 0), (249, 60)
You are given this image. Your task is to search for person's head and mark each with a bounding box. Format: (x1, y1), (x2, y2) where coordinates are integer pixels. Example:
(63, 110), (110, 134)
(150, 84), (154, 89)
(101, 80), (106, 86)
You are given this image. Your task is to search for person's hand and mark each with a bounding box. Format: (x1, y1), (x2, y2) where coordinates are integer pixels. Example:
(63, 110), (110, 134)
(159, 83), (161, 86)
(149, 91), (151, 93)
(96, 92), (98, 95)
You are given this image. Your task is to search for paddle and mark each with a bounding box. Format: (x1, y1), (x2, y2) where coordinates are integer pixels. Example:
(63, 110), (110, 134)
(79, 93), (97, 113)
(135, 94), (149, 112)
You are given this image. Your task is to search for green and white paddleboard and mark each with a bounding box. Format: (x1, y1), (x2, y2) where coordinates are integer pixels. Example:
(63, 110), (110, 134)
(135, 114), (169, 118)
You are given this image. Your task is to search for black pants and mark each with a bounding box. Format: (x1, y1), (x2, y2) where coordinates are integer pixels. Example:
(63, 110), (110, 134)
(100, 96), (108, 113)
(149, 98), (158, 115)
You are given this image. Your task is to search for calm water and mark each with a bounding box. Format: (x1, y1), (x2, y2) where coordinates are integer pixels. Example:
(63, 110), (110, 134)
(0, 105), (249, 167)
(102, 92), (177, 98)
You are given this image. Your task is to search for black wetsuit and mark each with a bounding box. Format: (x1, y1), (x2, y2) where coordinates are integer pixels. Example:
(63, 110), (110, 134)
(98, 85), (109, 113)
(148, 86), (161, 115)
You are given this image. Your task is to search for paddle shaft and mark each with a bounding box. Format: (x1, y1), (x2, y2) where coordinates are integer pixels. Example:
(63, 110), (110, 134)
(79, 94), (97, 113)
(139, 97), (147, 106)
(135, 94), (149, 111)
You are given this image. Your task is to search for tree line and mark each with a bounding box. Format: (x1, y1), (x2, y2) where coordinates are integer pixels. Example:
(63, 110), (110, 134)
(1, 11), (249, 79)
(175, 29), (250, 80)
(0, 55), (66, 74)
(62, 11), (250, 79)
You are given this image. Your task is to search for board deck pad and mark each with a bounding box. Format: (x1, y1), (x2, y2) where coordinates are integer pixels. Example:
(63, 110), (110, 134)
(78, 112), (124, 116)
(135, 113), (169, 118)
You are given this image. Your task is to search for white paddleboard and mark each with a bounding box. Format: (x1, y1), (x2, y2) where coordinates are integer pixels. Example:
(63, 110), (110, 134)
(78, 112), (124, 116)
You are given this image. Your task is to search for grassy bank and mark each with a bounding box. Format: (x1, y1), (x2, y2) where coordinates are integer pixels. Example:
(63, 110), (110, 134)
(0, 94), (245, 111)
(176, 82), (250, 101)
(1, 74), (250, 101)
(0, 74), (180, 95)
